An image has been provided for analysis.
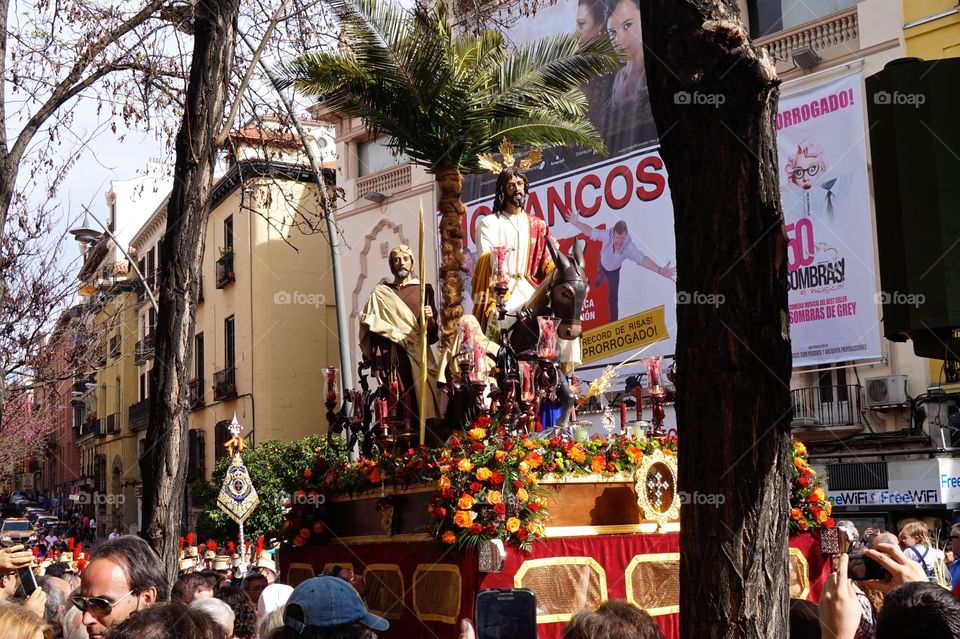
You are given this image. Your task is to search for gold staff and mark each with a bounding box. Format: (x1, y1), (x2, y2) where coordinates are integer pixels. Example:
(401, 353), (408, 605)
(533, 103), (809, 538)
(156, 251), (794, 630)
(418, 199), (428, 445)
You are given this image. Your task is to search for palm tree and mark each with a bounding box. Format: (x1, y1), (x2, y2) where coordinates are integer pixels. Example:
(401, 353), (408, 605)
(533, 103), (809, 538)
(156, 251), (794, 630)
(281, 0), (619, 346)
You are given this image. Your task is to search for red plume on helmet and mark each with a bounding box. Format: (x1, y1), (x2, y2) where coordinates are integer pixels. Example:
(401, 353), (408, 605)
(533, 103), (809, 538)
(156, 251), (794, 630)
(186, 532), (197, 546)
(179, 536), (185, 550)
(207, 540), (218, 553)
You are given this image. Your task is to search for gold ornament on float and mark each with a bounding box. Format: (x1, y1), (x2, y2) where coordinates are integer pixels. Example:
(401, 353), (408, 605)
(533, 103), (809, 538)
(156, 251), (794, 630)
(635, 449), (679, 530)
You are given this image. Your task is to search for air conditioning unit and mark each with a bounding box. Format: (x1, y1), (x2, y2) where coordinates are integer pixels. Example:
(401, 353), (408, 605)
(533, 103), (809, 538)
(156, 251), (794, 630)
(865, 375), (908, 408)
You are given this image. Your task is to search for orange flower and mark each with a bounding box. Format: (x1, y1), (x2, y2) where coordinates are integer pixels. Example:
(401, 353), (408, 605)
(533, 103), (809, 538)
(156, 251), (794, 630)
(662, 449), (674, 456)
(807, 488), (825, 503)
(458, 494), (476, 510)
(438, 475), (451, 490)
(526, 452), (543, 469)
(468, 428), (487, 441)
(506, 518), (521, 533)
(816, 510), (828, 524)
(523, 439), (538, 450)
(476, 467), (493, 481)
(527, 522), (543, 535)
(487, 490), (503, 504)
(790, 508), (802, 520)
(303, 468), (313, 479)
(516, 488), (529, 502)
(798, 519), (809, 531)
(494, 450), (507, 462)
(458, 458), (474, 472)
(625, 445), (643, 463)
(793, 456), (806, 469)
(518, 461), (530, 473)
(590, 455), (606, 474)
(441, 531), (457, 544)
(454, 511), (476, 528)
(568, 444), (587, 463)
(368, 468), (382, 484)
(525, 474), (538, 486)
(793, 441), (807, 456)
(825, 501), (833, 515)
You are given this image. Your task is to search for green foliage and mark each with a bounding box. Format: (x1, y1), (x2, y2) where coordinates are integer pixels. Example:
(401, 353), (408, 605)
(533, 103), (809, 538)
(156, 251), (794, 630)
(193, 435), (347, 543)
(279, 0), (621, 173)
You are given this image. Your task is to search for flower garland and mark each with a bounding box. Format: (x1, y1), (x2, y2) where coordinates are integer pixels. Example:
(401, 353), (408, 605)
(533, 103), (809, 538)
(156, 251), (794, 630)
(790, 440), (834, 532)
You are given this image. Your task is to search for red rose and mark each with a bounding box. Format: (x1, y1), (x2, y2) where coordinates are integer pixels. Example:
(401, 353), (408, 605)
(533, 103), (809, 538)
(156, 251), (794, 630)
(517, 528), (529, 540)
(469, 524), (483, 535)
(513, 479), (524, 489)
(494, 503), (506, 515)
(610, 452), (620, 460)
(504, 441), (515, 452)
(485, 525), (496, 536)
(472, 441), (485, 452)
(491, 472), (504, 486)
(528, 503), (539, 512)
(451, 438), (462, 448)
(476, 415), (492, 428)
(434, 507), (447, 519)
(441, 488), (453, 499)
(470, 482), (482, 493)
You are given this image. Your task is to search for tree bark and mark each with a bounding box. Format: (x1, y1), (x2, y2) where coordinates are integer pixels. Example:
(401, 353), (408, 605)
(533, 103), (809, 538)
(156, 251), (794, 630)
(638, 1), (792, 636)
(435, 163), (466, 349)
(140, 0), (238, 585)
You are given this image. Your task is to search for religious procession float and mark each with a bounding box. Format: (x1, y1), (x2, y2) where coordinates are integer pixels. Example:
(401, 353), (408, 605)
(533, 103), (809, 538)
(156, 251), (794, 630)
(244, 151), (837, 638)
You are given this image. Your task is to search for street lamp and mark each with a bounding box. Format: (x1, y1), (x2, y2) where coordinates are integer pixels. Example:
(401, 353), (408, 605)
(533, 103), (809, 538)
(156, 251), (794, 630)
(69, 206), (159, 313)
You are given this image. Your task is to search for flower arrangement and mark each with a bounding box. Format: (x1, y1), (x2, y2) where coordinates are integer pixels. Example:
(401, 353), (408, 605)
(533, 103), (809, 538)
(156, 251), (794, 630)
(280, 421), (679, 550)
(789, 439), (834, 532)
(429, 416), (547, 551)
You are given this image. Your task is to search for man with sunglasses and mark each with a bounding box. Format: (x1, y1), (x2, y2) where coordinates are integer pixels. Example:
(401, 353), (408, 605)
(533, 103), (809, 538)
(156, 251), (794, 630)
(74, 536), (168, 639)
(948, 524), (960, 588)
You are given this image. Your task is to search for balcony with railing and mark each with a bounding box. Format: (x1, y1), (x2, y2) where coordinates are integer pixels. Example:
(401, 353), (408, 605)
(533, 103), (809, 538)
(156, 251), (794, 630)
(212, 367), (237, 401)
(791, 384), (864, 442)
(189, 379), (205, 410)
(216, 252), (235, 289)
(354, 164), (412, 202)
(106, 413), (120, 435)
(135, 334), (155, 364)
(754, 7), (859, 77)
(78, 415), (99, 439)
(128, 399), (150, 432)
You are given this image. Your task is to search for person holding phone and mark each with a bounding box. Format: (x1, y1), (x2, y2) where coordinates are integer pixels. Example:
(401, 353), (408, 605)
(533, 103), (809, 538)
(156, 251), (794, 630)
(0, 567), (47, 617)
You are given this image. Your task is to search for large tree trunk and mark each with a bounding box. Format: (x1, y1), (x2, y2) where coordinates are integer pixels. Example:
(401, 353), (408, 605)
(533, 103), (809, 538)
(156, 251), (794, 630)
(140, 0), (238, 585)
(435, 163), (466, 348)
(639, 1), (792, 636)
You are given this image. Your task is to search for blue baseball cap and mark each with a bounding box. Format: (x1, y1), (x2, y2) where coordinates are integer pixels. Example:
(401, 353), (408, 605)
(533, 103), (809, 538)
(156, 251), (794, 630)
(284, 576), (389, 632)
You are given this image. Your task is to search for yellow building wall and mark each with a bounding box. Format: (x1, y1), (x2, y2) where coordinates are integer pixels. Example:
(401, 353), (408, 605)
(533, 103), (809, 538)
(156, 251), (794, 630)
(190, 177), (340, 484)
(903, 0), (960, 59)
(93, 288), (141, 535)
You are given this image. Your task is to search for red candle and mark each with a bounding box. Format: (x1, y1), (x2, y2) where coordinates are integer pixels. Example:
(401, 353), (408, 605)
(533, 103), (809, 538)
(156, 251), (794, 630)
(325, 367), (338, 404)
(620, 401), (627, 430)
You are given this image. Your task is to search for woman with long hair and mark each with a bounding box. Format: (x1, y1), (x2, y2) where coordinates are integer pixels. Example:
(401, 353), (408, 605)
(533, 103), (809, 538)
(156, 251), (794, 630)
(0, 602), (53, 639)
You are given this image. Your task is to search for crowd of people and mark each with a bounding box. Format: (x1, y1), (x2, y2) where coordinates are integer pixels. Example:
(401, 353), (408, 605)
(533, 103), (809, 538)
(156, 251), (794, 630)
(0, 535), (393, 639)
(6, 516), (960, 638)
(797, 520), (960, 638)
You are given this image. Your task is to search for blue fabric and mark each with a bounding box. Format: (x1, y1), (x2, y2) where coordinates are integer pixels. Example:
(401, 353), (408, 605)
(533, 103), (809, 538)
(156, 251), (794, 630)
(950, 560), (960, 588)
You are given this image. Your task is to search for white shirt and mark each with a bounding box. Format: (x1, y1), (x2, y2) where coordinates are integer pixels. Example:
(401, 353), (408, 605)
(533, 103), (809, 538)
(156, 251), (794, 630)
(476, 212), (537, 320)
(589, 227), (646, 272)
(476, 211), (581, 367)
